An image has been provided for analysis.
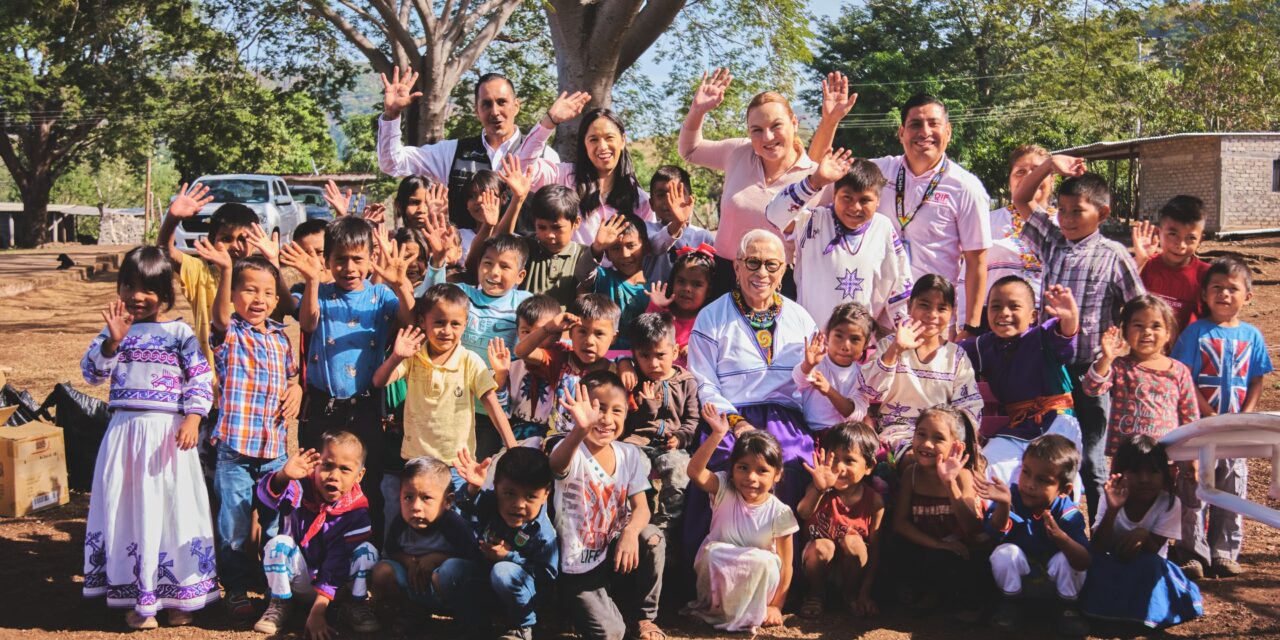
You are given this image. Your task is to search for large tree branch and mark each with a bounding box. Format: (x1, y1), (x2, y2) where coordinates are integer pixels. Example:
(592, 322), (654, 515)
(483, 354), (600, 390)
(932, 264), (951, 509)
(302, 1), (390, 71)
(453, 1), (522, 70)
(366, 0), (423, 51)
(411, 0), (439, 36)
(334, 0), (384, 33)
(614, 0), (686, 73)
(0, 132), (29, 193)
(618, 0), (687, 74)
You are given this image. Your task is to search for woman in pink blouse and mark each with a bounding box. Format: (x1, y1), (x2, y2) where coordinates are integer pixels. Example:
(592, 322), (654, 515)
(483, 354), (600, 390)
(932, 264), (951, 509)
(679, 68), (816, 296)
(517, 91), (657, 245)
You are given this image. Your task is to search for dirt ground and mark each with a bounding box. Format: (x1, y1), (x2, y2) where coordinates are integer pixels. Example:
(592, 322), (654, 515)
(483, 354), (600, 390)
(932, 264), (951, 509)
(0, 239), (1278, 639)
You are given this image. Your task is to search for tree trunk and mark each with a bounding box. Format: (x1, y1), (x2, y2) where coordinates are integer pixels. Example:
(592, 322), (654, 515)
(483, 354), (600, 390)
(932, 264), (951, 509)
(16, 176), (53, 248)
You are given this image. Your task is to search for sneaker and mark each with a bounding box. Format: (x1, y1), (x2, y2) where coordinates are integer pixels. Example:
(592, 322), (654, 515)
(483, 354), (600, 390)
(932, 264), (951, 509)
(990, 598), (1019, 631)
(1056, 605), (1088, 637)
(224, 590), (256, 622)
(254, 598), (291, 635)
(1212, 559), (1245, 577)
(166, 609), (194, 626)
(499, 626), (533, 640)
(125, 610), (158, 630)
(343, 601), (380, 633)
(1180, 558), (1205, 580)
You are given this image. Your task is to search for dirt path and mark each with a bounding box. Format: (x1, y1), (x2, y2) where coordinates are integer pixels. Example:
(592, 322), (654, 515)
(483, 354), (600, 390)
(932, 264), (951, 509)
(0, 241), (1278, 639)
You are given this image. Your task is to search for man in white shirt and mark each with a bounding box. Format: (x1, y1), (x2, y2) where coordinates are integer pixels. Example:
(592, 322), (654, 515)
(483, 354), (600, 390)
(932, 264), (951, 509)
(869, 94), (991, 338)
(377, 67), (559, 231)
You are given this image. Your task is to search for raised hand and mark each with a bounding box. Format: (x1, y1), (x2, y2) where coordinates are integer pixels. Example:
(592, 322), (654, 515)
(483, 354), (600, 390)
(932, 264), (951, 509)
(500, 155), (532, 201)
(1042, 284), (1078, 326)
(637, 380), (658, 401)
(561, 383), (603, 433)
(546, 91), (592, 125)
(102, 300), (133, 346)
(973, 474), (1012, 505)
(894, 319), (926, 352)
(935, 441), (970, 486)
(283, 448), (322, 481)
(362, 202), (387, 226)
(478, 189), (501, 227)
(549, 312), (581, 334)
(1103, 473), (1129, 510)
(193, 237), (232, 272)
(690, 68), (732, 114)
(1131, 219), (1161, 265)
(803, 331), (828, 370)
(392, 326), (426, 359)
(812, 147), (854, 189)
(810, 370), (832, 395)
(381, 66), (422, 119)
(247, 223), (280, 265)
(701, 402), (731, 437)
(323, 180), (352, 218)
(426, 183), (449, 216)
(803, 446), (839, 492)
(1099, 326), (1125, 362)
(373, 235), (420, 286)
(420, 210), (451, 262)
(487, 338), (511, 377)
(593, 214), (629, 252)
(454, 447), (492, 489)
(168, 182), (213, 219)
(280, 241), (324, 281)
(1048, 154), (1086, 177)
(820, 71), (859, 121)
(665, 179), (693, 227)
(647, 281), (672, 309)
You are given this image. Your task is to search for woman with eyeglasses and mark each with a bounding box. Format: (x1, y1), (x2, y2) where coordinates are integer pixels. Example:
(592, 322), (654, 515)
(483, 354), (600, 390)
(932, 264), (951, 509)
(679, 68), (818, 297)
(684, 229), (818, 561)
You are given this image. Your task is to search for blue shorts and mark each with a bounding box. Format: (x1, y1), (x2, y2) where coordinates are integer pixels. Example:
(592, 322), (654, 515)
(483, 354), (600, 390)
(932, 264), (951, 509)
(379, 558), (446, 609)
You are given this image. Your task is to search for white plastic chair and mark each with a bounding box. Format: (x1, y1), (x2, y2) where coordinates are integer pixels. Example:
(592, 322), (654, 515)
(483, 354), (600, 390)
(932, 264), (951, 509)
(1159, 412), (1280, 529)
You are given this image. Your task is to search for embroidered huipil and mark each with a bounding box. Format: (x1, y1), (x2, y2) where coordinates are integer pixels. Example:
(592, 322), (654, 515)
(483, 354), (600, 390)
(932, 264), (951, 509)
(213, 315), (298, 459)
(81, 320), (214, 416)
(960, 318), (1075, 441)
(862, 337), (982, 428)
(766, 177), (913, 333)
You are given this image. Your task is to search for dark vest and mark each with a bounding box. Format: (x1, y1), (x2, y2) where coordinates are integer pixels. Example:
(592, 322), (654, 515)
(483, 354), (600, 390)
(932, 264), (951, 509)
(447, 135), (490, 231)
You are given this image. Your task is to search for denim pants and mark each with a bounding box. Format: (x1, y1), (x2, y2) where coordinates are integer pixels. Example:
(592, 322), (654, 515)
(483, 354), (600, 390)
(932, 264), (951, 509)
(434, 558), (541, 628)
(213, 441), (285, 592)
(1068, 363), (1110, 520)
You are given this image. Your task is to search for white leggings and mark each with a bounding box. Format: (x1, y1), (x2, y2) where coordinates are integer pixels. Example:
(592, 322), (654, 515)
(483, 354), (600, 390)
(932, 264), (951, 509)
(989, 543), (1086, 599)
(263, 534), (379, 600)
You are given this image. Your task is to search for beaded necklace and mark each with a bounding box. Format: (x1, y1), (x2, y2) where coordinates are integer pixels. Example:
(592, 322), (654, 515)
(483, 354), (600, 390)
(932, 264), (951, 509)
(732, 288), (782, 363)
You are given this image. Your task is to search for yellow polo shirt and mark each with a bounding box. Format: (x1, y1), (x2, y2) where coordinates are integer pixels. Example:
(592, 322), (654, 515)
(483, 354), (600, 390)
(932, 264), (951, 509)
(179, 253), (219, 382)
(392, 345), (497, 463)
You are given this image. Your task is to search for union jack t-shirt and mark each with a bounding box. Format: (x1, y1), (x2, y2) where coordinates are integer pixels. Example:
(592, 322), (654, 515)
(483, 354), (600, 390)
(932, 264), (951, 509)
(1171, 319), (1273, 415)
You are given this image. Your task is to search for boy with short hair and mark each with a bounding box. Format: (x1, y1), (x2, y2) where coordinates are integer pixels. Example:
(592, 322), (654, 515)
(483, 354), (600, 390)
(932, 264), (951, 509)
(767, 151), (913, 336)
(514, 293), (623, 437)
(419, 232), (531, 458)
(1012, 155), (1145, 518)
(439, 447), (559, 640)
(552, 372), (665, 640)
(1171, 257), (1272, 579)
(646, 165), (716, 284)
(369, 456), (479, 625)
(519, 185), (598, 308)
(196, 246), (302, 622)
(626, 312), (700, 529)
(975, 434), (1091, 635)
(255, 432), (381, 637)
(497, 294), (562, 443)
(282, 218), (332, 388)
(280, 216), (418, 540)
(1133, 195), (1210, 337)
(373, 284), (517, 494)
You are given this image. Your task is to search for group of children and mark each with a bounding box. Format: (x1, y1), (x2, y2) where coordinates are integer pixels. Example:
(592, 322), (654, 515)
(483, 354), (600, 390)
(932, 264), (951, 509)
(76, 131), (1269, 640)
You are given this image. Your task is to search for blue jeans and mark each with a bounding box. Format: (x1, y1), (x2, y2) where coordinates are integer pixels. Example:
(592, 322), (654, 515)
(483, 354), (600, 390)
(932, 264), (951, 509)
(1069, 363), (1110, 521)
(214, 441), (285, 592)
(434, 558), (539, 628)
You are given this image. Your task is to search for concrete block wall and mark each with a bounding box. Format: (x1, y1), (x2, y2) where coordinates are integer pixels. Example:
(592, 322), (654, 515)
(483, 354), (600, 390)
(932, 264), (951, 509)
(1218, 137), (1280, 231)
(1137, 137), (1221, 229)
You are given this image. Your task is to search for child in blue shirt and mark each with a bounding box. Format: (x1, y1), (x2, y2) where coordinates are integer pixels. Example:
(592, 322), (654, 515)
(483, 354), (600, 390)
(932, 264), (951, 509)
(1170, 257), (1273, 579)
(437, 447), (558, 640)
(280, 215), (417, 544)
(421, 228), (533, 459)
(976, 434), (1091, 635)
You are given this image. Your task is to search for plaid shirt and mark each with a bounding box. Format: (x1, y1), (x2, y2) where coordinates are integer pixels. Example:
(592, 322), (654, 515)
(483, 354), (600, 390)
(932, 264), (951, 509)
(1022, 206), (1145, 365)
(213, 315), (297, 459)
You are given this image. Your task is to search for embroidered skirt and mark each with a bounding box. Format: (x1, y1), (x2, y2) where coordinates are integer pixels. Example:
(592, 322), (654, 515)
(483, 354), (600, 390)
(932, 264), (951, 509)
(83, 411), (219, 615)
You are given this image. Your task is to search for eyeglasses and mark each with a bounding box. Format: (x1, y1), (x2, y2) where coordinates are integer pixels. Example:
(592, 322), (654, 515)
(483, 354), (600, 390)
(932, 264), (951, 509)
(738, 257), (785, 273)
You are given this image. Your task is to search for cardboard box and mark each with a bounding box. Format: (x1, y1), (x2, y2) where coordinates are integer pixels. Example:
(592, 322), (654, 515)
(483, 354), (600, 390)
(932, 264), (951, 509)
(0, 421), (70, 517)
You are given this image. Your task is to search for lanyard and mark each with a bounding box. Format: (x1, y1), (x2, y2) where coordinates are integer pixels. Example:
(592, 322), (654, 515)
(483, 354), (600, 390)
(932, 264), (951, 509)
(894, 158), (949, 231)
